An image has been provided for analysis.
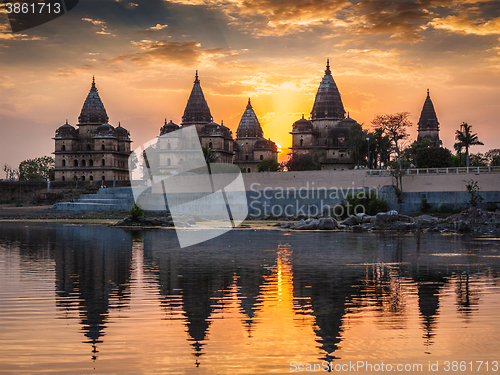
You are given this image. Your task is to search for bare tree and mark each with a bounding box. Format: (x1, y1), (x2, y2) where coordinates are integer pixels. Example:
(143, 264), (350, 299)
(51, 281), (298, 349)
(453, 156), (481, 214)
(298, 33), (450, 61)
(372, 112), (413, 194)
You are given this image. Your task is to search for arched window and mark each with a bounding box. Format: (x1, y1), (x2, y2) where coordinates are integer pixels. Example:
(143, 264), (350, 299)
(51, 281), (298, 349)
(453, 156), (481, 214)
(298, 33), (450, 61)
(62, 176), (65, 181)
(102, 175), (105, 181)
(247, 168), (251, 173)
(62, 159), (66, 167)
(117, 145), (120, 152)
(245, 155), (249, 160)
(81, 176), (85, 181)
(102, 159), (105, 166)
(89, 159), (93, 167)
(167, 158), (171, 166)
(101, 144), (105, 151)
(300, 139), (304, 147)
(260, 155), (263, 160)
(90, 176), (93, 181)
(81, 160), (86, 167)
(62, 145), (66, 151)
(167, 143), (171, 150)
(86, 145), (91, 151)
(209, 142), (213, 149)
(74, 160), (78, 167)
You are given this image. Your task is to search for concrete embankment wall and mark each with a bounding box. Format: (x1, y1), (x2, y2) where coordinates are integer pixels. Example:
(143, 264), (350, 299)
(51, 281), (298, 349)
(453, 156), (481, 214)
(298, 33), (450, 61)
(0, 180), (130, 202)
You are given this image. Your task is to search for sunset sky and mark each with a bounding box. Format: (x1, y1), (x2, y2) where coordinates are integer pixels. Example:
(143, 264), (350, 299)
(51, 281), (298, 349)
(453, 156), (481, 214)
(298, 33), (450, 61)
(1, 0), (499, 172)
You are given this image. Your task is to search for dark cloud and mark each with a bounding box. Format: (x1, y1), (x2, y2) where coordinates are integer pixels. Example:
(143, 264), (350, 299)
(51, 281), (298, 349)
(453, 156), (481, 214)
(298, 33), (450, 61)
(107, 39), (233, 67)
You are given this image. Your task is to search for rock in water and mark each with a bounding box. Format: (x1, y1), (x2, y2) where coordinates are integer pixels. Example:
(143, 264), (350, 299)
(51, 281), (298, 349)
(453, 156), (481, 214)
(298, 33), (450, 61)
(318, 217), (337, 230)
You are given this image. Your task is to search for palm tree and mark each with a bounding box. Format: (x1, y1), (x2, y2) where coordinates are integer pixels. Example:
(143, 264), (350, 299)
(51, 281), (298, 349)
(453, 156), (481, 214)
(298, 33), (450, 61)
(202, 146), (218, 174)
(454, 122), (483, 168)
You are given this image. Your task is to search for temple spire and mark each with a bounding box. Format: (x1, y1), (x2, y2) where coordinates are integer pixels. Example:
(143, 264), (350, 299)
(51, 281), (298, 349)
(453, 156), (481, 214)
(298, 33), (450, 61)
(325, 59), (331, 75)
(236, 98), (263, 138)
(79, 77), (108, 124)
(311, 61), (345, 120)
(181, 71), (212, 126)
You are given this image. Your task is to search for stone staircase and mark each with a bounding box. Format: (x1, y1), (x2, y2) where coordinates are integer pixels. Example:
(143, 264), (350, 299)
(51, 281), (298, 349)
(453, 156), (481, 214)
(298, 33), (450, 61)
(51, 187), (136, 213)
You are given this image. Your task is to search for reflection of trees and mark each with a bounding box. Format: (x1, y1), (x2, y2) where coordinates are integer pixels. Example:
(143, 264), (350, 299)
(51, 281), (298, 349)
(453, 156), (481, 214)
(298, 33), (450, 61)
(53, 226), (133, 360)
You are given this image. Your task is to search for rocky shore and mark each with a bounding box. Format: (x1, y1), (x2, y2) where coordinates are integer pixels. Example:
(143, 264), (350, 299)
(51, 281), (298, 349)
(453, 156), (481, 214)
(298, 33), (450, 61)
(275, 207), (500, 234)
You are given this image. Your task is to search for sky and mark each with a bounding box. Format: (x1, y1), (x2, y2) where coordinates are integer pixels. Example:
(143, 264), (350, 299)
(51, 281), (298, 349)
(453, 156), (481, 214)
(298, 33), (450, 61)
(1, 0), (499, 172)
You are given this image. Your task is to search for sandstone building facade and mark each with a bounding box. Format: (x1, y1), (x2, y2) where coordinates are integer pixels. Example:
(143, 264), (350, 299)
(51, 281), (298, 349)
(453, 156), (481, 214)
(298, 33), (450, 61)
(53, 78), (131, 181)
(290, 60), (361, 170)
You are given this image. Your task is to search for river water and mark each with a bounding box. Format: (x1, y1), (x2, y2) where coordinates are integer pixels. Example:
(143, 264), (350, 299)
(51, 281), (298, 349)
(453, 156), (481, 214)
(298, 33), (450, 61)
(0, 222), (499, 374)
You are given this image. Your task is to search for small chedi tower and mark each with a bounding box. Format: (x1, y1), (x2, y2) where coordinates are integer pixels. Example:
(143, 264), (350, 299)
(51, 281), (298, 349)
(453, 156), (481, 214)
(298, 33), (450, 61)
(53, 78), (132, 181)
(416, 89), (442, 146)
(233, 99), (278, 173)
(290, 60), (360, 170)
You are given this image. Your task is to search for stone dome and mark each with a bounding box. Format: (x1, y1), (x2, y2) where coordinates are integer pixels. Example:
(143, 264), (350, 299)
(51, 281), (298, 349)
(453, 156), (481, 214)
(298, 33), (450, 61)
(200, 121), (233, 140)
(160, 119), (180, 135)
(292, 116), (314, 132)
(254, 138), (277, 151)
(55, 120), (77, 138)
(94, 123), (116, 138)
(115, 122), (130, 139)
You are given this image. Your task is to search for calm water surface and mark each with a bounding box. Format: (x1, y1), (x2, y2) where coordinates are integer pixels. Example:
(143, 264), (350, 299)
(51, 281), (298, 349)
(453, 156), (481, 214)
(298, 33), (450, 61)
(0, 223), (499, 374)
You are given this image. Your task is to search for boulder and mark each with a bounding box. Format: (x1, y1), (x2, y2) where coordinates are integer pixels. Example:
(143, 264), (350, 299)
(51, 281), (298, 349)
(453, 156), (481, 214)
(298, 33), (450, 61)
(342, 215), (358, 226)
(318, 217), (338, 230)
(292, 219), (306, 229)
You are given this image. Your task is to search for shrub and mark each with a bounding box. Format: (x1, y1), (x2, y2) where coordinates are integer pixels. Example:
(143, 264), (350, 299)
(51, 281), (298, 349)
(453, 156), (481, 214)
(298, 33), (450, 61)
(344, 189), (389, 217)
(465, 179), (484, 207)
(129, 203), (144, 220)
(420, 194), (432, 213)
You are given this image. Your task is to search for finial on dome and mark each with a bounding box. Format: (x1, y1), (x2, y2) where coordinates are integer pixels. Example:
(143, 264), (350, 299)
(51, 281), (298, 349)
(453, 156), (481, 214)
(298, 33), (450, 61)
(65, 119), (68, 124)
(194, 70), (199, 83)
(246, 98), (252, 109)
(325, 58), (331, 75)
(347, 112), (350, 118)
(118, 121), (121, 127)
(427, 88), (430, 97)
(90, 76), (97, 91)
(302, 114), (304, 119)
(164, 118), (167, 125)
(221, 119), (224, 126)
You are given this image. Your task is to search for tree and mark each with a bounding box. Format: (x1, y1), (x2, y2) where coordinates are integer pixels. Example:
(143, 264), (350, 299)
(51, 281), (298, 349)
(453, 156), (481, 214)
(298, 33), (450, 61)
(454, 122), (483, 168)
(2, 164), (18, 180)
(347, 123), (367, 167)
(202, 146), (219, 174)
(404, 138), (435, 167)
(371, 127), (391, 168)
(469, 153), (488, 167)
(257, 158), (282, 172)
(485, 149), (500, 166)
(372, 112), (412, 192)
(285, 152), (322, 171)
(415, 147), (453, 168)
(18, 156), (55, 181)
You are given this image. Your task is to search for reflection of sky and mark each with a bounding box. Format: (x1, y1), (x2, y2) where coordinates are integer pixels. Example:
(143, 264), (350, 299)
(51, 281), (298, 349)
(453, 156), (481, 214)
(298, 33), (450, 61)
(0, 224), (500, 372)
(1, 0), (499, 169)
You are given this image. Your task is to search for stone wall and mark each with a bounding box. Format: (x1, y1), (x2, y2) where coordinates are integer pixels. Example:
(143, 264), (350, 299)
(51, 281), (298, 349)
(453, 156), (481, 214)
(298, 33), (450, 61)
(0, 180), (130, 203)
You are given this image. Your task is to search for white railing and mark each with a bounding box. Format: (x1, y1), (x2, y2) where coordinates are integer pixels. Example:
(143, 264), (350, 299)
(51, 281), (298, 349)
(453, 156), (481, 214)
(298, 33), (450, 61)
(366, 166), (500, 177)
